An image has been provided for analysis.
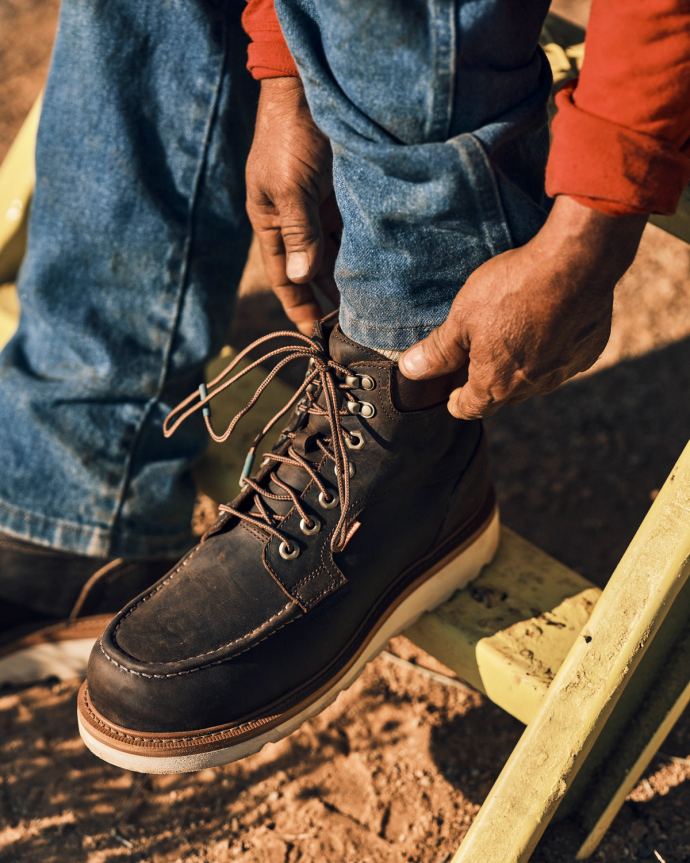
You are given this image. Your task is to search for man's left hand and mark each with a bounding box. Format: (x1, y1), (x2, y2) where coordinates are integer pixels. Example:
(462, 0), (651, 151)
(246, 77), (341, 335)
(399, 196), (647, 419)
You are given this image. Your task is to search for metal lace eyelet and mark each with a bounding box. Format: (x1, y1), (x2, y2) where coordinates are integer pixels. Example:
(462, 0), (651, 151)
(300, 517), (321, 536)
(359, 402), (376, 419)
(346, 373), (375, 391)
(279, 541), (300, 560)
(319, 491), (340, 509)
(345, 430), (365, 450)
(346, 401), (361, 415)
(334, 461), (356, 479)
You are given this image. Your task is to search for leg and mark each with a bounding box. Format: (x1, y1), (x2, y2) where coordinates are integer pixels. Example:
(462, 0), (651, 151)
(79, 0), (551, 770)
(277, 0), (552, 350)
(0, 0), (257, 561)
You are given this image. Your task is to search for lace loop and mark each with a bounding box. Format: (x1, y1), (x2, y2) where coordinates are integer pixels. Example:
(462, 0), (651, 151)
(164, 331), (363, 553)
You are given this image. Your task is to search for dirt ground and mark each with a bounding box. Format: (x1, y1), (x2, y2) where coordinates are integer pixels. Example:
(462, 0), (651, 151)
(3, 2), (690, 862)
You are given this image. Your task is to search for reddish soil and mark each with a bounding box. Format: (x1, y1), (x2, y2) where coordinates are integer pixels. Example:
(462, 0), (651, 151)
(3, 2), (690, 862)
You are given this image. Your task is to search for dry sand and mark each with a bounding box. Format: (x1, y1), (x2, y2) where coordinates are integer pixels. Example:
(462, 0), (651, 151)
(3, 2), (690, 861)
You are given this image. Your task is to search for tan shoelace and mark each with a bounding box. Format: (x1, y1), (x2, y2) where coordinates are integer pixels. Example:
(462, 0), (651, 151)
(164, 331), (364, 554)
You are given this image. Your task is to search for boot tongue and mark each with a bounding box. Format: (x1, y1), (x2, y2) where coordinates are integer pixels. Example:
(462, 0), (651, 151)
(253, 321), (340, 519)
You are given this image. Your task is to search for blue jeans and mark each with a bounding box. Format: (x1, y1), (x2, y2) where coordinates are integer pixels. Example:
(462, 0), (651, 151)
(0, 0), (551, 558)
(277, 0), (553, 349)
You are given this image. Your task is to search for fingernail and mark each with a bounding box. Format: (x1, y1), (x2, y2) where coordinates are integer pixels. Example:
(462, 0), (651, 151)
(287, 251), (310, 280)
(399, 346), (428, 377)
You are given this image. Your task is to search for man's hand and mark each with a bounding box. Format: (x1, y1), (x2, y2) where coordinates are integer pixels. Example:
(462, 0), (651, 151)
(246, 77), (341, 334)
(399, 196), (647, 419)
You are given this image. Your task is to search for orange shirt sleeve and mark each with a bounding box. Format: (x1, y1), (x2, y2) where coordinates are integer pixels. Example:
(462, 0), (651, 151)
(546, 0), (690, 216)
(242, 0), (299, 80)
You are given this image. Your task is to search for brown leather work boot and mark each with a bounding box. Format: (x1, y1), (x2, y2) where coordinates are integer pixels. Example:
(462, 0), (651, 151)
(0, 533), (174, 687)
(79, 316), (499, 773)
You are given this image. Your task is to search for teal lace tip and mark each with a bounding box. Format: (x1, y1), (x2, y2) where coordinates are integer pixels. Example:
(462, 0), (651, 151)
(240, 451), (255, 486)
(198, 383), (210, 418)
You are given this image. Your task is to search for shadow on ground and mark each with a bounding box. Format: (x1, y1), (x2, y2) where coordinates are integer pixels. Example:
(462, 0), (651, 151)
(486, 335), (690, 587)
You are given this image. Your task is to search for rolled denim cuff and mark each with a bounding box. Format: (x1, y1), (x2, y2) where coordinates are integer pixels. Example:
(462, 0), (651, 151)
(339, 307), (440, 353)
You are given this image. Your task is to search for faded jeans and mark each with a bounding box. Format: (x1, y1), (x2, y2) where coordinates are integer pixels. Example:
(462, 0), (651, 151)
(0, 0), (552, 558)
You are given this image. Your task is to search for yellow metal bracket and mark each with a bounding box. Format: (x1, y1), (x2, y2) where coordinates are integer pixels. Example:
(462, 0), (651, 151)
(405, 529), (600, 725)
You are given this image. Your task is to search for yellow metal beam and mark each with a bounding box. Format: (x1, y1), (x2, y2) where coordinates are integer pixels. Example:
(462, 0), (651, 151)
(0, 283), (19, 351)
(405, 530), (600, 724)
(0, 96), (40, 285)
(451, 440), (690, 863)
(576, 618), (690, 857)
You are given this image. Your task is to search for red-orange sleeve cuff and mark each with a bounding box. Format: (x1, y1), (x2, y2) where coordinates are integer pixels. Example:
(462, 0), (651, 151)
(546, 82), (690, 217)
(242, 0), (299, 80)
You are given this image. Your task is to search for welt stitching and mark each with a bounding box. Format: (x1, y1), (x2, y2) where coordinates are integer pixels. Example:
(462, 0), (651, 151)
(83, 695), (276, 744)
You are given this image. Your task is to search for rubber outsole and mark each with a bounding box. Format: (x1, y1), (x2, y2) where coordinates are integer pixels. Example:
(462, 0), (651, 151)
(78, 507), (500, 774)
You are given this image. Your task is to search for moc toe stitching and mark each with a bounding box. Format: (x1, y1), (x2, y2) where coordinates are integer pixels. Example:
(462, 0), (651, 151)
(82, 691), (273, 745)
(98, 607), (303, 679)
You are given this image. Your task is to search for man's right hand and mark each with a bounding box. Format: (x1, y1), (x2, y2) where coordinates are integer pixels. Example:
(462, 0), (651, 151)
(246, 77), (341, 335)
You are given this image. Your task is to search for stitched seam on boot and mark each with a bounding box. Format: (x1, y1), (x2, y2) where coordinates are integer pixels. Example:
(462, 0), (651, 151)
(107, 543), (299, 664)
(83, 695), (277, 744)
(112, 542), (204, 639)
(100, 608), (301, 676)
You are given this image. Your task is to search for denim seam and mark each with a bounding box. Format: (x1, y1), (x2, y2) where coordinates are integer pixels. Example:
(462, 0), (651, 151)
(103, 21), (230, 556)
(0, 494), (193, 553)
(428, 0), (456, 142)
(460, 134), (514, 253)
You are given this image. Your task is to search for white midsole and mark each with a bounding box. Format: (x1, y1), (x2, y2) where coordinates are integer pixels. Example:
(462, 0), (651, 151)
(0, 638), (94, 686)
(79, 509), (500, 774)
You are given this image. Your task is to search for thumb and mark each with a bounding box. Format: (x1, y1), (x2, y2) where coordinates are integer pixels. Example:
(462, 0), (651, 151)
(282, 196), (325, 285)
(399, 315), (469, 380)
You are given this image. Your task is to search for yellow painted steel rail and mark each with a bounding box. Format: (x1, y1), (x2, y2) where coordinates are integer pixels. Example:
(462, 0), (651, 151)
(449, 443), (690, 862)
